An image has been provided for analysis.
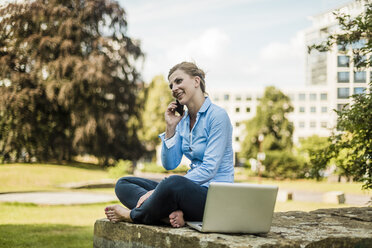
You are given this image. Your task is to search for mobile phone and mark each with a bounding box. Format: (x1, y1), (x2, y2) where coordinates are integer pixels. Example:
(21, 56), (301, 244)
(175, 100), (184, 116)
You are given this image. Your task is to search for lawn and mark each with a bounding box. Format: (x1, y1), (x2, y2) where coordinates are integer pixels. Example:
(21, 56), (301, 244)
(0, 163), (109, 193)
(0, 163), (370, 247)
(0, 201), (120, 248)
(0, 163), (113, 247)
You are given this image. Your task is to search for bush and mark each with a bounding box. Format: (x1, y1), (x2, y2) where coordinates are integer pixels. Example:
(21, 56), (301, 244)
(139, 162), (189, 174)
(107, 160), (133, 179)
(262, 151), (307, 179)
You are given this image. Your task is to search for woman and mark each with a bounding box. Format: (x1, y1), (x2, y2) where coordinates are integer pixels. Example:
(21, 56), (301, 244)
(105, 61), (234, 228)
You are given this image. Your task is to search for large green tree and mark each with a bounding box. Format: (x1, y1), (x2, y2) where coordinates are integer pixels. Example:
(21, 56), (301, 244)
(309, 2), (372, 189)
(0, 0), (144, 164)
(240, 86), (294, 160)
(138, 75), (173, 160)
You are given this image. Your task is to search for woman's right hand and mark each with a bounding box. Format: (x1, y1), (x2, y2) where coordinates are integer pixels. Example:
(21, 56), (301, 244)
(165, 102), (184, 139)
(136, 190), (154, 208)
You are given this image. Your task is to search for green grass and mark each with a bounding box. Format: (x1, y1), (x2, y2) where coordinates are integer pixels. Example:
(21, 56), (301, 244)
(0, 163), (109, 193)
(0, 163), (117, 248)
(0, 163), (370, 247)
(275, 201), (359, 212)
(0, 202), (118, 226)
(234, 168), (371, 196)
(255, 178), (370, 195)
(0, 201), (120, 248)
(0, 224), (93, 248)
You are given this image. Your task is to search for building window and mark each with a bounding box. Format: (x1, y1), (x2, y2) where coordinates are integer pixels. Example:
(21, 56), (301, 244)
(321, 106), (327, 113)
(354, 87), (366, 95)
(309, 93), (317, 101)
(337, 104), (348, 111)
(354, 71), (366, 83)
(235, 107), (240, 113)
(354, 55), (367, 67)
(235, 95), (242, 101)
(320, 93), (327, 100)
(213, 96), (219, 101)
(337, 55), (349, 67)
(299, 121), (305, 128)
(299, 93), (306, 101)
(310, 106), (316, 113)
(337, 42), (348, 51)
(299, 106), (305, 113)
(337, 88), (349, 99)
(321, 122), (327, 128)
(246, 95), (252, 101)
(235, 122), (240, 127)
(235, 137), (240, 142)
(310, 121), (316, 128)
(288, 94), (295, 101)
(224, 94), (230, 101)
(338, 72), (349, 83)
(351, 39), (366, 49)
(246, 107), (250, 113)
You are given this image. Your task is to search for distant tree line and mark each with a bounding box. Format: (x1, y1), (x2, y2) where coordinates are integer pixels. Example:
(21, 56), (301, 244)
(0, 0), (145, 164)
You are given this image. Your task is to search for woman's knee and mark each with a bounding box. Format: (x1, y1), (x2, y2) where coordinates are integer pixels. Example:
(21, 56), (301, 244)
(157, 175), (189, 192)
(115, 176), (133, 193)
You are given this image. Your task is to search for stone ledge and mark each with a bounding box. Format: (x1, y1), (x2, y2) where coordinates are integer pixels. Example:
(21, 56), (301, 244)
(94, 207), (372, 248)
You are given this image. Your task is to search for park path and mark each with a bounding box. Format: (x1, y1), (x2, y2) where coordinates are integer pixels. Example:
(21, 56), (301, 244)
(278, 189), (371, 205)
(0, 191), (116, 205)
(0, 172), (370, 206)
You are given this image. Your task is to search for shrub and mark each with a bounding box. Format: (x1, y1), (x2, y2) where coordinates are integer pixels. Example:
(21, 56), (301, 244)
(139, 162), (189, 174)
(262, 151), (306, 179)
(107, 160), (133, 179)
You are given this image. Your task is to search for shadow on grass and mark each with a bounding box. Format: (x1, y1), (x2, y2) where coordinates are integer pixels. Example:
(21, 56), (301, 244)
(56, 161), (105, 171)
(0, 224), (93, 248)
(9, 161), (105, 171)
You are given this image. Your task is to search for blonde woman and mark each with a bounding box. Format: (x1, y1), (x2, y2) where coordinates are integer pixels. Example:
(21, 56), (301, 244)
(105, 62), (234, 228)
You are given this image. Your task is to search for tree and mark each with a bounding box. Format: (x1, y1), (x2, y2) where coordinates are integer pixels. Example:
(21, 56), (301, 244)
(308, 2), (372, 67)
(138, 75), (173, 160)
(295, 135), (331, 179)
(308, 2), (372, 189)
(0, 0), (144, 164)
(240, 86), (294, 168)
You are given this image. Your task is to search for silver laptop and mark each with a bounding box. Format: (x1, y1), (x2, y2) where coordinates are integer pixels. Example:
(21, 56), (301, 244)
(187, 182), (278, 233)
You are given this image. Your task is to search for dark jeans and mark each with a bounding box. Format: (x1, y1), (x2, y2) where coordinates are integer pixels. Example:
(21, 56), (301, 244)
(115, 175), (208, 224)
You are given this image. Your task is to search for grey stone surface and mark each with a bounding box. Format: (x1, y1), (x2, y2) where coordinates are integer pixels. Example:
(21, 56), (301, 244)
(0, 191), (116, 205)
(94, 207), (372, 248)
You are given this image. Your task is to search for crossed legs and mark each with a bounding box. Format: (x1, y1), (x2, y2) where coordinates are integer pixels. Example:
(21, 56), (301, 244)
(105, 175), (208, 227)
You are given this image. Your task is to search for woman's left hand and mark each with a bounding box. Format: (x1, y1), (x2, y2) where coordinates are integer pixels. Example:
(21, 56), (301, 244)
(136, 190), (154, 208)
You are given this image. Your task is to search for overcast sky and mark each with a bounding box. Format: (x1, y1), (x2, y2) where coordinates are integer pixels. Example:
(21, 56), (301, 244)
(118, 0), (353, 89)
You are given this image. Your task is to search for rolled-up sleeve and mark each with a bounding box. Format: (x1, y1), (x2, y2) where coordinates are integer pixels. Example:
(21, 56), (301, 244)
(184, 110), (231, 185)
(159, 130), (183, 170)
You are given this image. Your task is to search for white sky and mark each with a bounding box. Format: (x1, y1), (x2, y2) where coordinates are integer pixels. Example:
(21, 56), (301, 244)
(118, 0), (352, 89)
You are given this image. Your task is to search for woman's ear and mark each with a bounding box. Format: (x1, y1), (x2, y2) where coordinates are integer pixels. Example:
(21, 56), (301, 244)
(194, 76), (201, 88)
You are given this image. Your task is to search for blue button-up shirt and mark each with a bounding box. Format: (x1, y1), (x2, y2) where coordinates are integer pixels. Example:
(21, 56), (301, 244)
(159, 97), (234, 187)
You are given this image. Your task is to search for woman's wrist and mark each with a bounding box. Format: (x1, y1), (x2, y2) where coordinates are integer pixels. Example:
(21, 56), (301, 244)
(165, 126), (176, 139)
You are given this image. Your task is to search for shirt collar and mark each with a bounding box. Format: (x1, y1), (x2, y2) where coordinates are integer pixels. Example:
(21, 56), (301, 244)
(183, 97), (211, 120)
(198, 97), (211, 114)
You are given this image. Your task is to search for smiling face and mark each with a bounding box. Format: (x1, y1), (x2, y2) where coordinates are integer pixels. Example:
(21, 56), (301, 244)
(168, 69), (201, 105)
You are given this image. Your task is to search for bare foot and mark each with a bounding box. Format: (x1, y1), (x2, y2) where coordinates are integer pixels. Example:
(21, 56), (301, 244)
(104, 205), (133, 223)
(169, 210), (185, 228)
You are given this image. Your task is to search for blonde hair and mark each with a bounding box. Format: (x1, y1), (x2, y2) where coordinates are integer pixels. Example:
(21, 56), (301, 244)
(168, 62), (207, 95)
